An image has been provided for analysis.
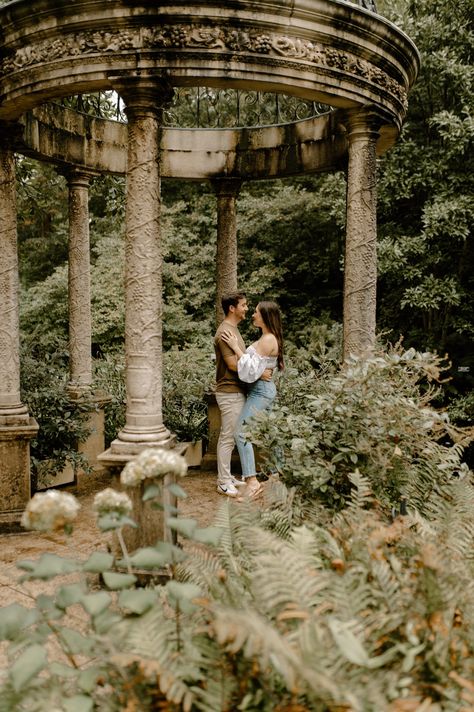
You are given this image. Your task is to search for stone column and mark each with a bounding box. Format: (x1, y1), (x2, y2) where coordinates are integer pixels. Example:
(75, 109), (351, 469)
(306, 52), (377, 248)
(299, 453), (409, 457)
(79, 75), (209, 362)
(0, 126), (38, 530)
(201, 179), (242, 472)
(108, 78), (174, 457)
(343, 110), (380, 360)
(64, 168), (110, 485)
(65, 169), (94, 396)
(212, 178), (241, 326)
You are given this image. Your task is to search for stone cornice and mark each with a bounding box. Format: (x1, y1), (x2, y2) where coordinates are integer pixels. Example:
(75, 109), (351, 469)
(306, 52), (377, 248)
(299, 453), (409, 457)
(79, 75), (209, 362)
(0, 0), (420, 129)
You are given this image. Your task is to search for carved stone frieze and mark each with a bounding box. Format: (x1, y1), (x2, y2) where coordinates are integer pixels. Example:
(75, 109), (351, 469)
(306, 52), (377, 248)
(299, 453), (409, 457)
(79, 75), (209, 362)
(0, 24), (408, 110)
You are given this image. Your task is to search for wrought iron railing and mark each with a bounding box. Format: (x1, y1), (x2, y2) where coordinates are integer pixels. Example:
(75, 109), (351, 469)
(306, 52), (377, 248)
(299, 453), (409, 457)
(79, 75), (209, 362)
(55, 88), (331, 128)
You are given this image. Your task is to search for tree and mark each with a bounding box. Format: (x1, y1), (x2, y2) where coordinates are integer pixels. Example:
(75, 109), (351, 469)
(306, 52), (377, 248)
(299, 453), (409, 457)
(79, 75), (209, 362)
(376, 0), (474, 381)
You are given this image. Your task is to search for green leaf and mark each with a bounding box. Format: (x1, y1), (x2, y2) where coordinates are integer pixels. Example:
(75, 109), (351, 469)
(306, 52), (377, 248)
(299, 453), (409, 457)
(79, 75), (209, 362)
(142, 483), (162, 501)
(126, 547), (171, 569)
(11, 644), (47, 691)
(155, 541), (187, 563)
(24, 553), (79, 580)
(102, 571), (137, 590)
(49, 662), (77, 678)
(80, 591), (112, 617)
(92, 609), (123, 634)
(78, 667), (102, 693)
(35, 594), (63, 619)
(118, 589), (157, 615)
(82, 551), (115, 573)
(60, 627), (95, 655)
(0, 604), (38, 640)
(166, 580), (201, 604)
(192, 526), (224, 546)
(16, 559), (36, 572)
(63, 695), (94, 712)
(166, 482), (188, 499)
(166, 516), (198, 538)
(56, 583), (86, 609)
(97, 514), (137, 531)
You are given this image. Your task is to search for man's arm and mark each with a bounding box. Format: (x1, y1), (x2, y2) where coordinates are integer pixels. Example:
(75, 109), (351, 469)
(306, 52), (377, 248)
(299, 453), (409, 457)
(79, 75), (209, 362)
(223, 354), (238, 372)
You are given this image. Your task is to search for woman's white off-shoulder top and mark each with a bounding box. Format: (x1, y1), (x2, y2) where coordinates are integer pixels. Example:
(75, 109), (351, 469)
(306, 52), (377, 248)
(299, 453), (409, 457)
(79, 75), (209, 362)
(237, 345), (278, 383)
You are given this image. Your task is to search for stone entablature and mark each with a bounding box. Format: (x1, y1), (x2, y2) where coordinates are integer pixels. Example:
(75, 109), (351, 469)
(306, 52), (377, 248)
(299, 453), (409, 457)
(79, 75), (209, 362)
(0, 0), (419, 130)
(18, 103), (402, 180)
(19, 104), (350, 178)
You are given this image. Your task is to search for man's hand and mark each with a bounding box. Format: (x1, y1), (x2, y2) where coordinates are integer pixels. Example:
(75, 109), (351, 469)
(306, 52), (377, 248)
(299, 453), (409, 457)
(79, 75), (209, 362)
(260, 368), (273, 382)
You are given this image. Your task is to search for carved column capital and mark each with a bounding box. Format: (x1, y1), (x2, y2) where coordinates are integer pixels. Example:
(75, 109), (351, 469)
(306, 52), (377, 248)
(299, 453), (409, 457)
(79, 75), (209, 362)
(63, 167), (97, 188)
(344, 107), (383, 143)
(211, 177), (243, 199)
(109, 76), (174, 120)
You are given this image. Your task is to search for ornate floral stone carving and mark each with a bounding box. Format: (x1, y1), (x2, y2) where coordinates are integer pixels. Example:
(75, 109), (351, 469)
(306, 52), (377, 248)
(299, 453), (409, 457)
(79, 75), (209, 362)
(0, 25), (408, 110)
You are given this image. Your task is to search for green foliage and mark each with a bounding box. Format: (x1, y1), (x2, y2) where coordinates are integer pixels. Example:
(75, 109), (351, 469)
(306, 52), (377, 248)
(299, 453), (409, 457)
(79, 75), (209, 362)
(377, 0), (474, 365)
(162, 347), (215, 442)
(94, 347), (215, 446)
(16, 158), (68, 287)
(1, 463), (474, 710)
(20, 344), (94, 488)
(237, 175), (346, 335)
(249, 346), (473, 512)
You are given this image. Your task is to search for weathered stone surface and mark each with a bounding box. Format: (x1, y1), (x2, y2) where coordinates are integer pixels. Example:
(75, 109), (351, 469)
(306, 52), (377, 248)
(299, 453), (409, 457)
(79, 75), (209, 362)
(0, 419), (38, 532)
(0, 0), (419, 129)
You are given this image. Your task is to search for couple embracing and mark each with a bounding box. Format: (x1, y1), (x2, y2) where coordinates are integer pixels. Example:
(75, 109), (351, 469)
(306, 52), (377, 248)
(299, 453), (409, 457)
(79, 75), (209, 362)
(213, 291), (284, 500)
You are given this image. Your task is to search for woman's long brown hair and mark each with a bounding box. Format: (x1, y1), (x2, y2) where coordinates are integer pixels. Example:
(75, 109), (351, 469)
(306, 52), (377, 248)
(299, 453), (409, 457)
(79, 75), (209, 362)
(258, 301), (284, 370)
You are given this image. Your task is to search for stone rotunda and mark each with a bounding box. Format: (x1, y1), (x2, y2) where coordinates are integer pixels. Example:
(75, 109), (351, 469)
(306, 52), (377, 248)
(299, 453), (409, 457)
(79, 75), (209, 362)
(0, 0), (420, 529)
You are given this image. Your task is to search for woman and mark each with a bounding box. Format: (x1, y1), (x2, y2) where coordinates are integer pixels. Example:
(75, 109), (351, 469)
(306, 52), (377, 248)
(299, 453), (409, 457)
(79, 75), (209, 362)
(220, 300), (284, 499)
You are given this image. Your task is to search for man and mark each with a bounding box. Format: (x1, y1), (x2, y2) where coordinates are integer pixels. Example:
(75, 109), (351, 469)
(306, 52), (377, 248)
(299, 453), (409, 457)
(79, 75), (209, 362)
(214, 291), (249, 496)
(214, 291), (272, 496)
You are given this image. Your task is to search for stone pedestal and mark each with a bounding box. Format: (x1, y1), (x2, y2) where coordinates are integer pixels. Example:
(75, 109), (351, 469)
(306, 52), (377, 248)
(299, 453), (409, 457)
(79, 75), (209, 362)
(111, 473), (177, 553)
(72, 391), (112, 491)
(0, 132), (38, 531)
(0, 418), (39, 532)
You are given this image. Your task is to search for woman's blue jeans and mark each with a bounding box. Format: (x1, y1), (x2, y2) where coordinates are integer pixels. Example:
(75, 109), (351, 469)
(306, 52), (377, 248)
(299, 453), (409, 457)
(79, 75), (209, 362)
(235, 380), (276, 478)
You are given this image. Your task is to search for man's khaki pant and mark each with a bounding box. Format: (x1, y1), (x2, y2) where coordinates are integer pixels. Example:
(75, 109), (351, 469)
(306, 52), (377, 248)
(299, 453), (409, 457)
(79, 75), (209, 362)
(215, 391), (246, 484)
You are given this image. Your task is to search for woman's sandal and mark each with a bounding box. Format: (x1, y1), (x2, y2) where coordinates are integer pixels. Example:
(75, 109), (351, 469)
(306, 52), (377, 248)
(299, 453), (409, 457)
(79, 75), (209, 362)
(237, 482), (263, 503)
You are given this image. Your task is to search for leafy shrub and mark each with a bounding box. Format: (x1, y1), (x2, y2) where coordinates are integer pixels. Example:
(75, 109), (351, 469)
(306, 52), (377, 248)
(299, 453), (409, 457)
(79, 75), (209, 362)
(20, 344), (94, 488)
(249, 348), (473, 512)
(95, 347), (215, 446)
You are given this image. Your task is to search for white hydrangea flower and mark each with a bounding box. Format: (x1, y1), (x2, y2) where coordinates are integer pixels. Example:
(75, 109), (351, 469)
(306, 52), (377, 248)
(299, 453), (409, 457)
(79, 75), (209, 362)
(120, 447), (188, 487)
(21, 490), (81, 532)
(93, 488), (133, 516)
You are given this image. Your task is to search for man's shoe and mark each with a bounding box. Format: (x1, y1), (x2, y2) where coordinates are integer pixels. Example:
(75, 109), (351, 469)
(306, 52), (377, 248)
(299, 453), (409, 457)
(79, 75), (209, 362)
(217, 482), (239, 497)
(230, 476), (246, 487)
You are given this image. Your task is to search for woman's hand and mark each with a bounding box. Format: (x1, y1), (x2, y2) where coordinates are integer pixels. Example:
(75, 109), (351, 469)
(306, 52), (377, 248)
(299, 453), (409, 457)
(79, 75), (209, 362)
(220, 329), (239, 351)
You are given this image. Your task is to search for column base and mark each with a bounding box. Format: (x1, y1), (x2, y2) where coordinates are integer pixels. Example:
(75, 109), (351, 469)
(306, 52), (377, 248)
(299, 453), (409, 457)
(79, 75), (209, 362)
(98, 435), (180, 471)
(0, 417), (39, 532)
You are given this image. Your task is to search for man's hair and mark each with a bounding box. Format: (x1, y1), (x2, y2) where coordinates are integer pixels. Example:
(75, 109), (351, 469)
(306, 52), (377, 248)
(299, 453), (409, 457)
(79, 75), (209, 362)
(221, 291), (246, 316)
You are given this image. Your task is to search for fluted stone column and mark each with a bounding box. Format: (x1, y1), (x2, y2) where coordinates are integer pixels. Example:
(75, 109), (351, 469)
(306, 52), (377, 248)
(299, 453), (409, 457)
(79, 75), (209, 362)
(212, 178), (241, 326)
(66, 169), (94, 396)
(108, 78), (174, 456)
(343, 111), (380, 360)
(0, 126), (38, 530)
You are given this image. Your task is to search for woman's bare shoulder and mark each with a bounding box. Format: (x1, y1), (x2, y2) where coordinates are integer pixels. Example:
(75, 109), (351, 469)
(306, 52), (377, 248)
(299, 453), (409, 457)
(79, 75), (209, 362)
(254, 333), (278, 356)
